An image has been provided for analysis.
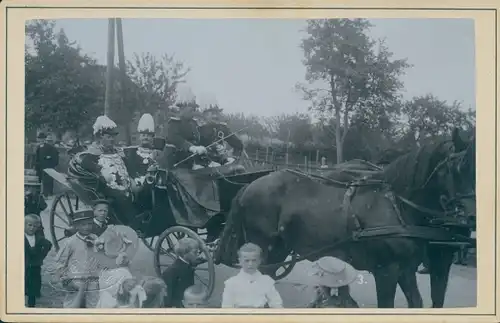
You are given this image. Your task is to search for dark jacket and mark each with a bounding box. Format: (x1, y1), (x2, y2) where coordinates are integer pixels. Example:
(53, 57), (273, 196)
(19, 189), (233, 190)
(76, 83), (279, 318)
(166, 117), (204, 168)
(25, 235), (52, 297)
(161, 258), (195, 308)
(35, 143), (59, 176)
(24, 193), (47, 216)
(198, 121), (243, 156)
(91, 220), (108, 237)
(166, 117), (201, 152)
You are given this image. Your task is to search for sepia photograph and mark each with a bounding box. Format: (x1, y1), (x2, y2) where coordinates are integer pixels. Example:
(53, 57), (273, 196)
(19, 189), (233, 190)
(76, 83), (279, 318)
(21, 16), (478, 310)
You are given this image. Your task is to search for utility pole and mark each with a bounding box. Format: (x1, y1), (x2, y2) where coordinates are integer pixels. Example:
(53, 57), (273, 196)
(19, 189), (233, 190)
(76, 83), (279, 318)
(104, 18), (116, 116)
(116, 18), (132, 145)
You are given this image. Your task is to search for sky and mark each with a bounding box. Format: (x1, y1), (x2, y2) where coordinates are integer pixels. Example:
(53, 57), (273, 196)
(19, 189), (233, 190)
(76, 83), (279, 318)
(49, 18), (475, 117)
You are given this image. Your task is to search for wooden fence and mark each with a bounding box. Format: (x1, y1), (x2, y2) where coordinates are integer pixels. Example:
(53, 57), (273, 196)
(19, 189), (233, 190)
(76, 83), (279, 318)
(245, 148), (336, 173)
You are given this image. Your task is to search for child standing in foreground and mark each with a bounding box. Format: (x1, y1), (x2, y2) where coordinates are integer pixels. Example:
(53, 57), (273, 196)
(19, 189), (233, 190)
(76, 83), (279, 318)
(24, 173), (47, 238)
(221, 243), (283, 308)
(54, 210), (101, 308)
(182, 285), (208, 308)
(25, 214), (52, 307)
(161, 237), (202, 308)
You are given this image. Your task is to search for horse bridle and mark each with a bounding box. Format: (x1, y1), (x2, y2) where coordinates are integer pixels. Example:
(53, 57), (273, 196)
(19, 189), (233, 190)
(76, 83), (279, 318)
(405, 142), (475, 220)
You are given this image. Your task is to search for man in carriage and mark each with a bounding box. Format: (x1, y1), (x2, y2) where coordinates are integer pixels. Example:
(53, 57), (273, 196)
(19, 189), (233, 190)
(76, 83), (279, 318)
(122, 113), (163, 213)
(198, 107), (244, 168)
(123, 113), (160, 185)
(68, 115), (148, 232)
(166, 100), (245, 172)
(166, 100), (210, 170)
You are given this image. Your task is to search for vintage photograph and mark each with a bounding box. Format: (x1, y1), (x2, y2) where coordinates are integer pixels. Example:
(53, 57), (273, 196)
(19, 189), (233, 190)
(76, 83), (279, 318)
(23, 17), (476, 309)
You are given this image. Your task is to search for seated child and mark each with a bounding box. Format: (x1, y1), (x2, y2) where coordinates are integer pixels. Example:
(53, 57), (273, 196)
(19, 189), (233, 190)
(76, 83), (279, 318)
(63, 199), (111, 238)
(96, 252), (134, 308)
(305, 256), (360, 308)
(54, 210), (101, 308)
(94, 226), (140, 308)
(161, 237), (202, 308)
(91, 199), (110, 236)
(221, 243), (283, 308)
(25, 214), (52, 307)
(182, 285), (208, 308)
(140, 276), (168, 308)
(115, 277), (147, 308)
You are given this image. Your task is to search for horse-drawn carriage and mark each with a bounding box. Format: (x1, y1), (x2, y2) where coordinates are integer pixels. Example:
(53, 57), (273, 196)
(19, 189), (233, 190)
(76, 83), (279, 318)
(44, 157), (274, 299)
(44, 128), (476, 308)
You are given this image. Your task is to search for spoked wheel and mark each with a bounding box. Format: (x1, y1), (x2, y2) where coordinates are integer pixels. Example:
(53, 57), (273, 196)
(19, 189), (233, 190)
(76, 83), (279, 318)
(154, 226), (215, 299)
(143, 229), (204, 251)
(141, 236), (161, 252)
(49, 191), (86, 251)
(269, 251), (298, 281)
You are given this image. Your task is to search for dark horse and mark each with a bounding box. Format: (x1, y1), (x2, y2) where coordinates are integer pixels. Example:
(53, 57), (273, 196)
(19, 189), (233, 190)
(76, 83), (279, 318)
(214, 128), (475, 308)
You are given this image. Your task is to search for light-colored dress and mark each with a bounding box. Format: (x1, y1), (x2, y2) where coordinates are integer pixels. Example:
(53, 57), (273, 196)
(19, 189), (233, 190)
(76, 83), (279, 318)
(95, 267), (133, 308)
(221, 270), (283, 308)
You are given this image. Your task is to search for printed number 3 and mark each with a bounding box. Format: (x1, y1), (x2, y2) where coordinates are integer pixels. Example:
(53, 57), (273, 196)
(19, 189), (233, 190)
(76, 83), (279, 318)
(356, 274), (366, 284)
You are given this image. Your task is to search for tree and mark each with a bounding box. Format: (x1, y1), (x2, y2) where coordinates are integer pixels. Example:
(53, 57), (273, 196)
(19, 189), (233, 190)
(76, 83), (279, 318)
(268, 113), (314, 149)
(25, 20), (105, 139)
(225, 113), (269, 143)
(296, 19), (410, 163)
(399, 94), (476, 144)
(126, 52), (190, 134)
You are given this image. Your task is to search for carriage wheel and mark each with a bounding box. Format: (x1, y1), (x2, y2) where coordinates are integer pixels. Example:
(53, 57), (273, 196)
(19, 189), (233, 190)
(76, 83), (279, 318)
(49, 191), (85, 251)
(154, 226), (215, 299)
(269, 251), (298, 281)
(141, 236), (163, 252)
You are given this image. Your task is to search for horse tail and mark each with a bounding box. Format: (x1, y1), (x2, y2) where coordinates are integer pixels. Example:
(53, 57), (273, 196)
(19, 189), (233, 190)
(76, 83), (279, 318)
(214, 184), (248, 266)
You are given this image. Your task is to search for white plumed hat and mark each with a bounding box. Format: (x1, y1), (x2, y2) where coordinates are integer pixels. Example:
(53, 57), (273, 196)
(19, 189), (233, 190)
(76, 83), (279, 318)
(93, 115), (118, 136)
(137, 113), (155, 134)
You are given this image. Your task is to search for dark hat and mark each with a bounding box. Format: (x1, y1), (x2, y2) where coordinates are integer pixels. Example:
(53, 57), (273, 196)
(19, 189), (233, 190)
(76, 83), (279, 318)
(93, 199), (110, 207)
(37, 132), (47, 139)
(71, 209), (94, 224)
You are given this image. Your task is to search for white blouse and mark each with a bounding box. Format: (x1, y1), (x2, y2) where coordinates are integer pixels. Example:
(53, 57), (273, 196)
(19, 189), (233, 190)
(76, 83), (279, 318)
(221, 270), (283, 308)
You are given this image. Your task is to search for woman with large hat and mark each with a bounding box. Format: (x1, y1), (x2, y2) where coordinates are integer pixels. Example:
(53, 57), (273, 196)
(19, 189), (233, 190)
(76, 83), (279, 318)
(68, 115), (140, 228)
(304, 256), (360, 308)
(93, 225), (145, 308)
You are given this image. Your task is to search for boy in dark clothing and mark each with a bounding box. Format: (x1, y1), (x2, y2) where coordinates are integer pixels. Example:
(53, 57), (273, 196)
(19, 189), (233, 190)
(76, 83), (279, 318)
(25, 214), (52, 307)
(91, 199), (110, 236)
(161, 237), (203, 308)
(24, 174), (47, 238)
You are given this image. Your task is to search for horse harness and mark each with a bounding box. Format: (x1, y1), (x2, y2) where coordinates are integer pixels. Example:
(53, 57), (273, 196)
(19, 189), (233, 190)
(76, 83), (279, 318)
(254, 167), (475, 271)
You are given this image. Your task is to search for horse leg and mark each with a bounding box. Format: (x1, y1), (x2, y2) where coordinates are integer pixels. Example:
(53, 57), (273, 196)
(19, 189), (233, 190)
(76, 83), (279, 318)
(373, 263), (400, 308)
(428, 246), (454, 308)
(397, 269), (424, 308)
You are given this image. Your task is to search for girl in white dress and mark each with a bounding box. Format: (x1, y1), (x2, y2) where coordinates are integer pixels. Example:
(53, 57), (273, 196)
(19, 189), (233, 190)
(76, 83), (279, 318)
(221, 243), (283, 308)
